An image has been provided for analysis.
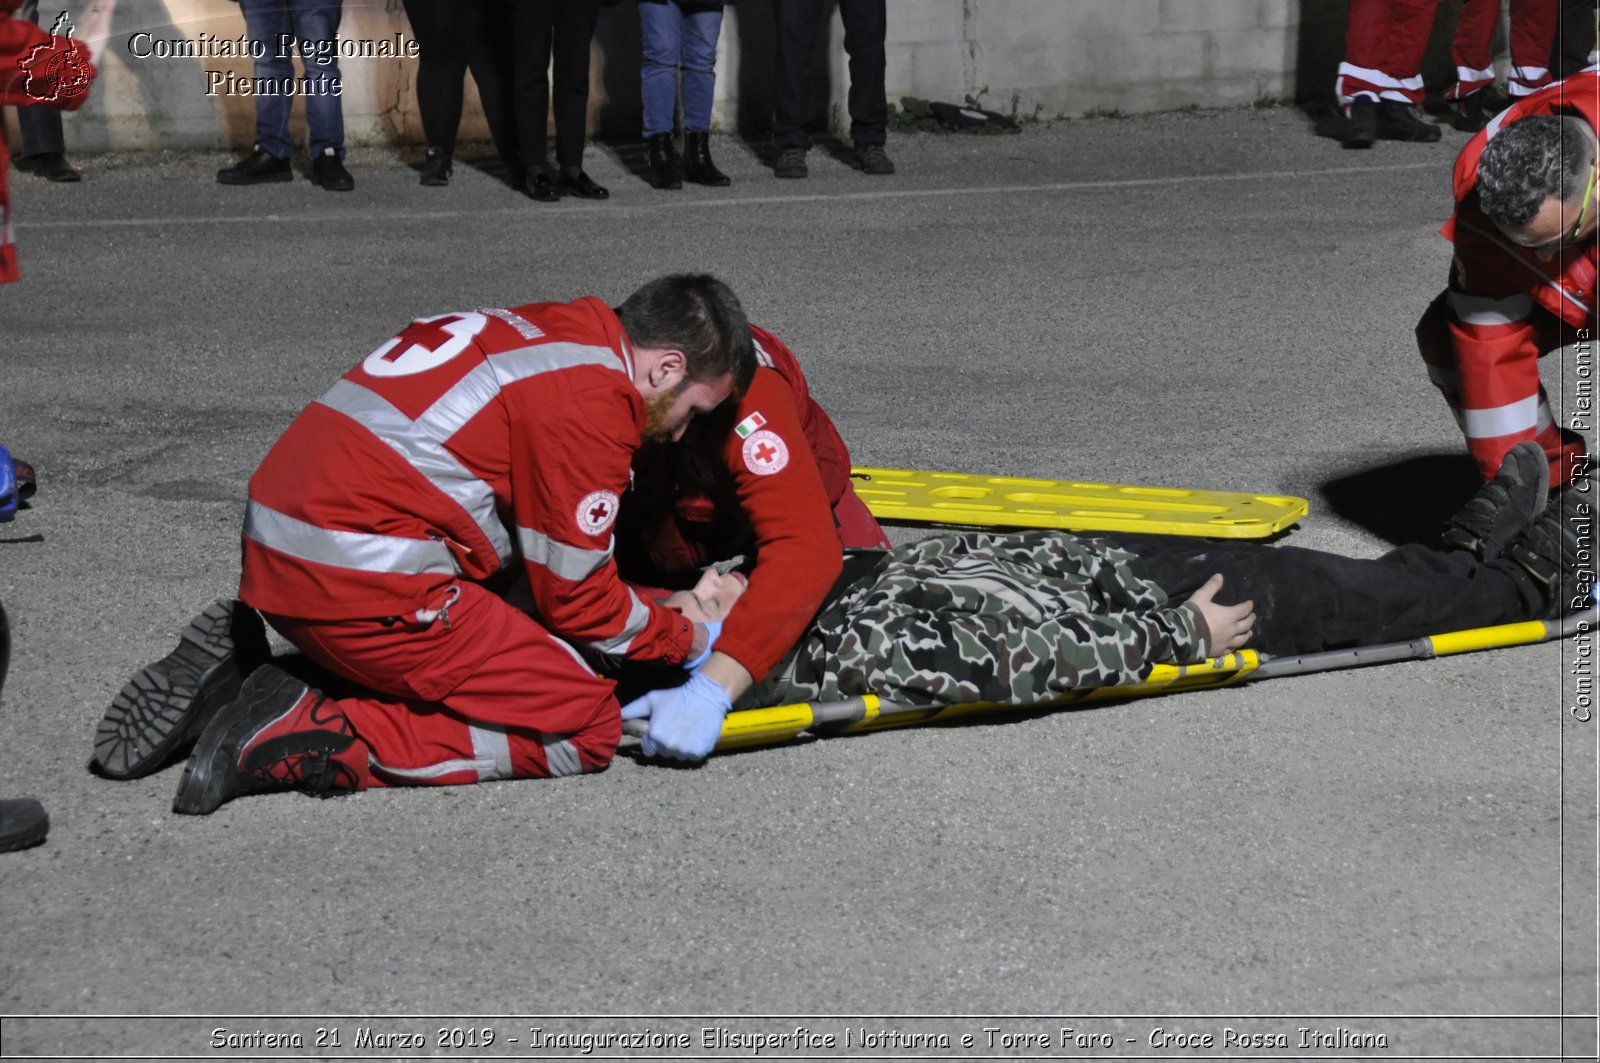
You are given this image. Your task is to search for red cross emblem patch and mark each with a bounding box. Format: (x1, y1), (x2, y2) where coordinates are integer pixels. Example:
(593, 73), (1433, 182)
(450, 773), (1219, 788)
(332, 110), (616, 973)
(576, 490), (620, 535)
(741, 429), (789, 477)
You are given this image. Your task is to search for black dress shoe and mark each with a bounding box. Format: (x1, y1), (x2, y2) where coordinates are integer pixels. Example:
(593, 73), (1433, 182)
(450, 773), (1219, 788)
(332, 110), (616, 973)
(419, 146), (452, 187)
(683, 131), (730, 187)
(217, 147), (292, 185)
(1377, 100), (1442, 142)
(312, 148), (354, 191)
(647, 133), (683, 190)
(558, 169), (609, 200)
(526, 171), (561, 202)
(20, 152), (80, 182)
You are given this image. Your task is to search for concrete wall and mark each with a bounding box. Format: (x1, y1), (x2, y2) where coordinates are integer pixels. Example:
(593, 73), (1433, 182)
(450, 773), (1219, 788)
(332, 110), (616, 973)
(9, 1), (1447, 153)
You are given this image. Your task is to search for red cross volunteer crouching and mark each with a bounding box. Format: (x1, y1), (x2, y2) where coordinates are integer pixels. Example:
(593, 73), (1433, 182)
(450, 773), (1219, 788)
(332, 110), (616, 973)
(93, 275), (757, 813)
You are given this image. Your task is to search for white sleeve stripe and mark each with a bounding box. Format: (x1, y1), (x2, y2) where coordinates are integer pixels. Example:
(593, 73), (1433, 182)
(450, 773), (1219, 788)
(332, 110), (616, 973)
(584, 590), (652, 655)
(517, 526), (612, 581)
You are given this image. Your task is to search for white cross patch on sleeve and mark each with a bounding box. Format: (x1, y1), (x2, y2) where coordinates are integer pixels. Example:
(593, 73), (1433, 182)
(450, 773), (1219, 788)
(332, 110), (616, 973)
(576, 490), (620, 535)
(741, 429), (790, 476)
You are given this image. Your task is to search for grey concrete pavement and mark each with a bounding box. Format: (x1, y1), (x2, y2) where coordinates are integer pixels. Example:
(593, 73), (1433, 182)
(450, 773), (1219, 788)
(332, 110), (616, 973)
(0, 108), (1595, 1058)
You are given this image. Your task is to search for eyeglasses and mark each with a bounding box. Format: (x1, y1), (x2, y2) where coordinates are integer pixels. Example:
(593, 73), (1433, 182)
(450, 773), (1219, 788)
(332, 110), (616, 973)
(1570, 162), (1597, 244)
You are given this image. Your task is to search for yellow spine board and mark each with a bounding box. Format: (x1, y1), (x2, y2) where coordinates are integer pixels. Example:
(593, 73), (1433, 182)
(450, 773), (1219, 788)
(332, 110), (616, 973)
(732, 653), (1263, 749)
(850, 466), (1307, 540)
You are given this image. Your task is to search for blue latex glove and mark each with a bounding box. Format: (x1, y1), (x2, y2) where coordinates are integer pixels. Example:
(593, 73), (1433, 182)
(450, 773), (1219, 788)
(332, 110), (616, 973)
(683, 619), (722, 671)
(619, 672), (732, 762)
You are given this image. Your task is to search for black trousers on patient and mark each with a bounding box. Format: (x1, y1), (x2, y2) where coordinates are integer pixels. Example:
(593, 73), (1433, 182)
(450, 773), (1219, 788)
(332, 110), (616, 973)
(1108, 534), (1545, 658)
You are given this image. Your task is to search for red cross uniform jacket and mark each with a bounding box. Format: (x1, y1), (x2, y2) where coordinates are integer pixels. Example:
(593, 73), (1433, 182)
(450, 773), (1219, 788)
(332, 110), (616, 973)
(1440, 69), (1598, 480)
(239, 297), (695, 665)
(0, 0), (95, 283)
(618, 325), (871, 683)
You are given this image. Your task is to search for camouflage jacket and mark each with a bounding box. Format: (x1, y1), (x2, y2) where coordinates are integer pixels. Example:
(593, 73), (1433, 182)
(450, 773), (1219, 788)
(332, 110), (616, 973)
(747, 530), (1211, 708)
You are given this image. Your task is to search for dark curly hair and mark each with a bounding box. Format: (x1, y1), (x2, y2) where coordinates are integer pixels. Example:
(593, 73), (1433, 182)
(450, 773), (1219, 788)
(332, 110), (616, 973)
(617, 274), (756, 393)
(1477, 114), (1595, 228)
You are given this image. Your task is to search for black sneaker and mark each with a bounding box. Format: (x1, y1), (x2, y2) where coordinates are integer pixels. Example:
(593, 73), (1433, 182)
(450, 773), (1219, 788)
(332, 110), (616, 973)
(1442, 440), (1549, 559)
(217, 147), (292, 185)
(0, 798), (47, 852)
(94, 600), (270, 780)
(419, 146), (452, 187)
(312, 148), (354, 192)
(173, 664), (361, 816)
(774, 146), (808, 179)
(1377, 101), (1442, 142)
(852, 143), (895, 175)
(1506, 485), (1596, 617)
(1452, 88), (1510, 133)
(1342, 99), (1378, 149)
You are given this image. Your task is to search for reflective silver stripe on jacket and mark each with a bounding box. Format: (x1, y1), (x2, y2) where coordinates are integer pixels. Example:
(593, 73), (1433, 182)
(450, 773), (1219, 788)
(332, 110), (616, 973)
(317, 376), (514, 568)
(245, 501), (458, 575)
(517, 526), (612, 582)
(292, 339), (628, 576)
(488, 341), (624, 389)
(586, 589), (653, 656)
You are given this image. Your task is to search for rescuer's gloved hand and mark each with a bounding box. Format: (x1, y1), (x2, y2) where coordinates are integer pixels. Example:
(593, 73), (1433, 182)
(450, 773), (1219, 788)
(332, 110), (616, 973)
(620, 672), (731, 762)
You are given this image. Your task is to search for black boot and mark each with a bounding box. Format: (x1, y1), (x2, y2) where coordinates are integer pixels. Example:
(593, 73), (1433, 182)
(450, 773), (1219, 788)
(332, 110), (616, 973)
(1506, 485), (1596, 618)
(1342, 99), (1378, 149)
(0, 798), (47, 852)
(420, 146), (452, 187)
(94, 600), (271, 780)
(683, 131), (730, 187)
(647, 133), (683, 190)
(173, 664), (364, 816)
(1442, 440), (1549, 560)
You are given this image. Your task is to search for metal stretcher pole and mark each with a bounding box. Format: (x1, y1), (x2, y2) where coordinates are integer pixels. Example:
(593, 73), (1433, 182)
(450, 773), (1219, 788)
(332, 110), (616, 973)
(659, 607), (1597, 754)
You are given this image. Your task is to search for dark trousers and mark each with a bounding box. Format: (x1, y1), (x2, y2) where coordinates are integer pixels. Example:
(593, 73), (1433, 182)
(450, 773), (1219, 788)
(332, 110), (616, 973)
(401, 0), (516, 163)
(771, 0), (887, 149)
(509, 0), (603, 171)
(1554, 0), (1599, 77)
(15, 0), (64, 158)
(1109, 534), (1543, 658)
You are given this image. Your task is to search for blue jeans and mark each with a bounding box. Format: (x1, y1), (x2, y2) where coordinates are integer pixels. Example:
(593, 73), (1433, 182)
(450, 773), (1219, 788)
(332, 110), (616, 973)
(239, 0), (346, 159)
(640, 0), (723, 137)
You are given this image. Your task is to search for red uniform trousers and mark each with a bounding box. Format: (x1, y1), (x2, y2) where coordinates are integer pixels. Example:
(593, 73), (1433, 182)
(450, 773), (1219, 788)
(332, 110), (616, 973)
(1415, 290), (1586, 485)
(1449, 0), (1558, 100)
(1337, 0), (1443, 109)
(264, 581), (620, 789)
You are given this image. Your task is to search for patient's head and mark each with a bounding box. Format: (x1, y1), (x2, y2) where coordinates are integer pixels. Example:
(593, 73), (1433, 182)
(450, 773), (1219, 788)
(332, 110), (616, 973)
(661, 567), (747, 623)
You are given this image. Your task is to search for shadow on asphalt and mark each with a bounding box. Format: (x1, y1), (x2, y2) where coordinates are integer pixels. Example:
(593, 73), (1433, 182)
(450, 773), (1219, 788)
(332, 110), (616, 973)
(1319, 450), (1483, 547)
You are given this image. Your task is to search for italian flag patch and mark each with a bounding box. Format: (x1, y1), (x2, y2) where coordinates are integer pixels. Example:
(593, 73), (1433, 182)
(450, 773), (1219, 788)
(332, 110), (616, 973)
(734, 411), (767, 439)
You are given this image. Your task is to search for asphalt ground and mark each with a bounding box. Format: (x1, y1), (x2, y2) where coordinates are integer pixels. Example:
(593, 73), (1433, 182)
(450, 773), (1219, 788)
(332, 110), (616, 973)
(0, 108), (1596, 1060)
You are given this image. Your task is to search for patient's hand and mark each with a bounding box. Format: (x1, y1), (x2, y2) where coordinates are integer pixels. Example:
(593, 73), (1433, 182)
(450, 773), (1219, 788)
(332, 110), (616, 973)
(662, 568), (747, 624)
(1186, 573), (1254, 654)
